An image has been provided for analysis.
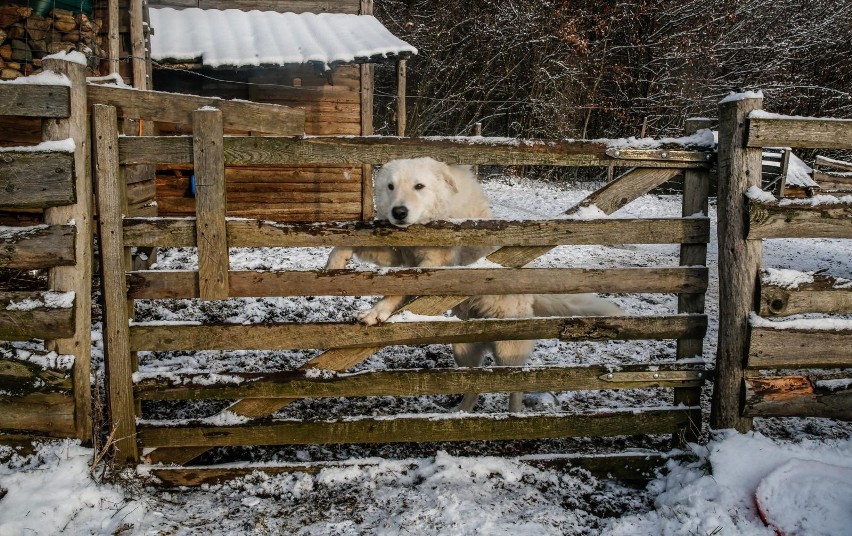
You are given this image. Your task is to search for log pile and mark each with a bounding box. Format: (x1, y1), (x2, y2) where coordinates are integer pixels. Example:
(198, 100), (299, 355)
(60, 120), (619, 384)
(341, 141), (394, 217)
(0, 5), (104, 80)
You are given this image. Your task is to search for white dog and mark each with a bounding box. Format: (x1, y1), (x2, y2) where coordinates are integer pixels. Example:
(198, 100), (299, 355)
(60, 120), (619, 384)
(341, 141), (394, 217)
(326, 157), (623, 412)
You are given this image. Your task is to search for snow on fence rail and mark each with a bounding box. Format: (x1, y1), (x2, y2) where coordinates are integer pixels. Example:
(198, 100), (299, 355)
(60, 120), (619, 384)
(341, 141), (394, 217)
(94, 103), (715, 478)
(714, 96), (852, 431)
(0, 56), (89, 442)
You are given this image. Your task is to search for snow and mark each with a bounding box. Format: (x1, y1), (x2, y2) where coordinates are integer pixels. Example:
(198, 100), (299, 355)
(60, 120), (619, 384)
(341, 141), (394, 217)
(43, 50), (88, 66)
(0, 139), (75, 153)
(605, 129), (716, 149)
(745, 185), (776, 202)
(2, 177), (851, 534)
(762, 267), (815, 288)
(786, 152), (817, 187)
(0, 70), (70, 87)
(720, 90), (764, 103)
(4, 291), (74, 311)
(149, 8), (418, 69)
(750, 312), (852, 331)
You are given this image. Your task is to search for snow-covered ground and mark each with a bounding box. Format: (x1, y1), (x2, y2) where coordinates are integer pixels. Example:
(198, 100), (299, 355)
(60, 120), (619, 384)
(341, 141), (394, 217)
(2, 176), (851, 535)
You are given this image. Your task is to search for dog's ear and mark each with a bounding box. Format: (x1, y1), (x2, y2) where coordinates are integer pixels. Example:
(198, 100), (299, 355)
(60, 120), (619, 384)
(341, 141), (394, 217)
(435, 163), (460, 194)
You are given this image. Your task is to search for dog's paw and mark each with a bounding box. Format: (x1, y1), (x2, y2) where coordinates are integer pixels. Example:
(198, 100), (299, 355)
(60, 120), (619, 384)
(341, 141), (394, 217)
(355, 307), (390, 326)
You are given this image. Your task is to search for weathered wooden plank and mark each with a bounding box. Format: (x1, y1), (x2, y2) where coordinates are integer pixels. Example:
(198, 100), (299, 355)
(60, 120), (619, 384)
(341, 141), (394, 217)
(0, 225), (75, 269)
(138, 407), (692, 449)
(92, 105), (138, 464)
(192, 109), (229, 301)
(748, 327), (852, 369)
(0, 392), (76, 436)
(748, 116), (852, 150)
(565, 168), (681, 216)
(194, 0), (361, 14)
(713, 94), (763, 432)
(119, 135), (714, 168)
(748, 200), (852, 239)
(41, 56), (94, 443)
(146, 452), (671, 487)
(0, 356), (72, 396)
(0, 291), (75, 341)
(130, 315), (706, 352)
(127, 266), (707, 300)
(134, 363), (705, 401)
(760, 275), (852, 316)
(87, 84), (306, 135)
(0, 84), (70, 118)
(812, 170), (852, 192)
(0, 152), (75, 208)
(816, 155), (852, 172)
(743, 376), (851, 420)
(122, 217), (711, 248)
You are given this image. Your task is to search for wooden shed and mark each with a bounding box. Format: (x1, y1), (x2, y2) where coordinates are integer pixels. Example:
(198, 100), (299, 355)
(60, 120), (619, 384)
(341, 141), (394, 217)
(147, 0), (416, 222)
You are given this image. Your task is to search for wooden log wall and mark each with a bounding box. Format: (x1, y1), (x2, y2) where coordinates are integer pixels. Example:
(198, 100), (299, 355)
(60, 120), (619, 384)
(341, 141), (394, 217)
(0, 59), (91, 444)
(715, 111), (852, 425)
(153, 64), (365, 222)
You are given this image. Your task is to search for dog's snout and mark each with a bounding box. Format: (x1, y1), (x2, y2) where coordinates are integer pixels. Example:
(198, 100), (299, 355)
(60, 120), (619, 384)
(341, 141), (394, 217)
(391, 206), (408, 221)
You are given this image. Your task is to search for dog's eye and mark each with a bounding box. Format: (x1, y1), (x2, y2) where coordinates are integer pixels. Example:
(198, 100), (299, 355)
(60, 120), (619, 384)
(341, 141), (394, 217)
(414, 183), (425, 190)
(388, 184), (394, 190)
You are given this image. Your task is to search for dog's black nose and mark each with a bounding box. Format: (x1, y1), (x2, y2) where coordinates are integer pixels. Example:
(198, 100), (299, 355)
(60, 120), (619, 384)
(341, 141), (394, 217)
(391, 206), (408, 221)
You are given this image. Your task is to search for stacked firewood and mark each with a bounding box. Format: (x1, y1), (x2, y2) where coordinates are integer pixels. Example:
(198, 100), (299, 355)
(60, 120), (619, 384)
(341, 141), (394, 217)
(0, 5), (104, 80)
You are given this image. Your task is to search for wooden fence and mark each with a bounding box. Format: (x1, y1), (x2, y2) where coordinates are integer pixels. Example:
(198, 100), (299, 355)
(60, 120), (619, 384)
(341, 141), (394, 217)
(0, 58), (91, 442)
(93, 103), (715, 482)
(714, 97), (852, 430)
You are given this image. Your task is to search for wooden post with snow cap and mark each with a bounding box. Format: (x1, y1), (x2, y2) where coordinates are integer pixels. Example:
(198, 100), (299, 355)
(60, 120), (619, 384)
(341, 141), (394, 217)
(712, 92), (764, 432)
(41, 53), (93, 444)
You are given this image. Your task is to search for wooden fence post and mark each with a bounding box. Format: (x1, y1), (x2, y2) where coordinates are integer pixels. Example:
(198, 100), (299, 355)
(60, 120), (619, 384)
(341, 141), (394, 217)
(93, 104), (139, 464)
(675, 117), (713, 444)
(712, 95), (763, 432)
(41, 55), (93, 444)
(192, 108), (229, 300)
(396, 59), (407, 137)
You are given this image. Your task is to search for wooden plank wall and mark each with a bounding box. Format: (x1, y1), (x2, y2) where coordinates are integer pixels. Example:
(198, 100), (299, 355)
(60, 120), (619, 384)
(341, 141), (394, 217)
(154, 65), (365, 221)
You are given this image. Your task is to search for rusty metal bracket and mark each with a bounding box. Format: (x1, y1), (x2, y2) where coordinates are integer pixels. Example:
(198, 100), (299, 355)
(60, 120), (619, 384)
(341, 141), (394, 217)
(605, 148), (713, 163)
(598, 370), (705, 383)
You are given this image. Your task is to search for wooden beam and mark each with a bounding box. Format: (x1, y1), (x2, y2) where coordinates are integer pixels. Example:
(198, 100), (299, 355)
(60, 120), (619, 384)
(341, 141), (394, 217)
(130, 315), (706, 352)
(138, 407), (693, 449)
(0, 152), (75, 208)
(40, 57), (94, 443)
(760, 274), (852, 316)
(0, 225), (76, 269)
(0, 291), (75, 341)
(92, 105), (139, 464)
(743, 376), (851, 420)
(396, 59), (406, 137)
(748, 327), (852, 369)
(712, 94), (763, 432)
(192, 109), (229, 300)
(815, 155), (852, 172)
(119, 135), (714, 168)
(122, 217), (710, 248)
(107, 0), (120, 75)
(0, 392), (76, 436)
(134, 363), (705, 401)
(0, 84), (70, 117)
(812, 170), (852, 191)
(130, 0), (148, 89)
(127, 266), (708, 299)
(748, 200), (852, 239)
(565, 168), (681, 216)
(87, 84), (306, 134)
(748, 116), (852, 149)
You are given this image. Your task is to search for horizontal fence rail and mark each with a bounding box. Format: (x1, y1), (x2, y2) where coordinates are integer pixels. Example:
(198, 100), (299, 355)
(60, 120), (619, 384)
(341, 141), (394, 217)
(744, 375), (851, 420)
(759, 274), (852, 317)
(748, 199), (852, 239)
(128, 267), (709, 299)
(133, 363), (706, 401)
(0, 225), (76, 269)
(0, 152), (76, 208)
(0, 83), (71, 118)
(137, 407), (694, 449)
(0, 291), (76, 341)
(119, 135), (715, 168)
(748, 116), (852, 149)
(123, 217), (711, 248)
(748, 326), (852, 369)
(130, 314), (708, 352)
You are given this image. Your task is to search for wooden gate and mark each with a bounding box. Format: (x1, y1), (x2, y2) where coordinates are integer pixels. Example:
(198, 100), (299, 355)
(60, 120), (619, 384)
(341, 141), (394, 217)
(94, 104), (715, 483)
(714, 94), (852, 430)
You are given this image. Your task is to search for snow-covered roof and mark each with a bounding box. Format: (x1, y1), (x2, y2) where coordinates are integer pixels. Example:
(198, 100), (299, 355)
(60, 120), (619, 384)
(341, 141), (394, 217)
(149, 8), (418, 69)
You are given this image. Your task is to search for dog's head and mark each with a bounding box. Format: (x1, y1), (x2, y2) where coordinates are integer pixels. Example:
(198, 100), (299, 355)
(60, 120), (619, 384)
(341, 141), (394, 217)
(374, 158), (460, 227)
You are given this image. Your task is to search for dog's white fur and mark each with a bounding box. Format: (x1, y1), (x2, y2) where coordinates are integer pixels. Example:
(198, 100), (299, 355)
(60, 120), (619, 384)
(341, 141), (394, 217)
(326, 157), (623, 412)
